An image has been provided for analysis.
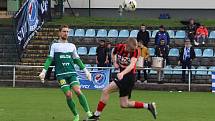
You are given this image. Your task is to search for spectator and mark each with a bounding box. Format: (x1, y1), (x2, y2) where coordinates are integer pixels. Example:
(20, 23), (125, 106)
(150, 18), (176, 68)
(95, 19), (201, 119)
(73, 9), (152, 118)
(155, 25), (170, 46)
(136, 42), (149, 83)
(186, 18), (198, 45)
(195, 25), (208, 45)
(178, 39), (196, 83)
(96, 40), (108, 69)
(137, 24), (150, 47)
(155, 39), (169, 83)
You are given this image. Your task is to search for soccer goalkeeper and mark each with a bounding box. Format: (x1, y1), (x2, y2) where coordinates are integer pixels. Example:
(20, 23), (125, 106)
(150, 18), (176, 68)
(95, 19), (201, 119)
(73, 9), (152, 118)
(39, 25), (92, 121)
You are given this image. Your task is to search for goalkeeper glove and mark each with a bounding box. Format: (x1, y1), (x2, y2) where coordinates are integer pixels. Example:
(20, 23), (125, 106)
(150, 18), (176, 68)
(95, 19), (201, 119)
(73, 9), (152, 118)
(39, 69), (47, 83)
(83, 68), (91, 81)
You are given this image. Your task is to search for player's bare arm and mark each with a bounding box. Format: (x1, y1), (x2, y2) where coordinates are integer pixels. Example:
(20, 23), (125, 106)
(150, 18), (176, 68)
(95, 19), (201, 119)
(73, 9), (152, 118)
(117, 57), (137, 80)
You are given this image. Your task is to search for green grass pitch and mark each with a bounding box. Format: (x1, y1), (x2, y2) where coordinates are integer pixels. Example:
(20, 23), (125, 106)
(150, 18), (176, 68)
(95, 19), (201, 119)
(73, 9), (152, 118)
(0, 87), (214, 121)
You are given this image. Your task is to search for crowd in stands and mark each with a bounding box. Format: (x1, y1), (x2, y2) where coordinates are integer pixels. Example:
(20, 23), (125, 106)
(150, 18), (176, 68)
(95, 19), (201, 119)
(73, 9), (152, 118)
(44, 18), (210, 83)
(94, 18), (210, 84)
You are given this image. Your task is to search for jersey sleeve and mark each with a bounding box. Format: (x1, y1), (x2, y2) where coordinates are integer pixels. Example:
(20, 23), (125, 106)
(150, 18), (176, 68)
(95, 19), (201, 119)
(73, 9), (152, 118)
(49, 44), (55, 57)
(131, 49), (139, 58)
(43, 44), (54, 70)
(113, 44), (122, 55)
(72, 45), (80, 59)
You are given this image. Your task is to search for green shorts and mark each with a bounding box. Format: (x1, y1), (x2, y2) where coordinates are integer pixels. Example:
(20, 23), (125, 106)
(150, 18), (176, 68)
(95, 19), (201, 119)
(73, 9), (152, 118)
(57, 75), (80, 93)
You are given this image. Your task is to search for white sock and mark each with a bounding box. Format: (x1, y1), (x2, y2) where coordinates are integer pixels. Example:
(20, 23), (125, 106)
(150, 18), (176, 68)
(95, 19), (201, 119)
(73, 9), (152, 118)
(144, 103), (149, 109)
(94, 111), (101, 116)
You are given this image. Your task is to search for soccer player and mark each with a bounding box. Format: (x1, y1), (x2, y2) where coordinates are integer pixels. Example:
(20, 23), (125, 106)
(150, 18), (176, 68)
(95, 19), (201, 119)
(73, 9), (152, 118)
(39, 25), (93, 121)
(87, 38), (157, 120)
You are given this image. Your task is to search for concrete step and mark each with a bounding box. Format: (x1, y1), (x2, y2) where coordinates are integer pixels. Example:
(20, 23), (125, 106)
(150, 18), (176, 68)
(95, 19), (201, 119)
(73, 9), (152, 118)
(21, 58), (46, 63)
(26, 44), (49, 50)
(16, 75), (40, 80)
(21, 63), (43, 66)
(25, 49), (49, 54)
(22, 53), (47, 58)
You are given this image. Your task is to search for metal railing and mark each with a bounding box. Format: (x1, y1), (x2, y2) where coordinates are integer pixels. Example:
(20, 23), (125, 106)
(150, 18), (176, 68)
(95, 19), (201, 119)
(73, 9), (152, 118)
(0, 65), (214, 92)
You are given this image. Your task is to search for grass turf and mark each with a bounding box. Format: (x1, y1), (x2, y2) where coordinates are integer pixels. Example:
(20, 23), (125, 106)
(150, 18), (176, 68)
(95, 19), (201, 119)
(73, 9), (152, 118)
(2, 16), (215, 27)
(0, 87), (214, 121)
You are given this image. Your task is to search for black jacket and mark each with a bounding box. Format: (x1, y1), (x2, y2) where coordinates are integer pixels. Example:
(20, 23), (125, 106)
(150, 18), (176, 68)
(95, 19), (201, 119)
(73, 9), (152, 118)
(96, 46), (108, 63)
(137, 30), (150, 46)
(179, 46), (196, 62)
(155, 45), (169, 60)
(186, 24), (197, 35)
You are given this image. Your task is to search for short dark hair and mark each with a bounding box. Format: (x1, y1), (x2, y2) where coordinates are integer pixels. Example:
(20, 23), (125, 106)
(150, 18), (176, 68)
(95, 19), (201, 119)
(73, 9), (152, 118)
(141, 24), (145, 26)
(100, 40), (105, 42)
(59, 25), (69, 32)
(106, 40), (111, 44)
(159, 25), (164, 29)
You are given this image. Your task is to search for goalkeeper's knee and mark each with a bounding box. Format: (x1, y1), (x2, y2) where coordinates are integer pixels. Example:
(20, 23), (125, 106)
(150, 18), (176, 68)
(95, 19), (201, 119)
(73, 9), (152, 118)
(65, 91), (73, 99)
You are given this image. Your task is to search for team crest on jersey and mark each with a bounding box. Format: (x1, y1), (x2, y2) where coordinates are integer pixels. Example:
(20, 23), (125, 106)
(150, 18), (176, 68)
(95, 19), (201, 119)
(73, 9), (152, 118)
(117, 55), (131, 66)
(93, 72), (106, 86)
(28, 0), (39, 31)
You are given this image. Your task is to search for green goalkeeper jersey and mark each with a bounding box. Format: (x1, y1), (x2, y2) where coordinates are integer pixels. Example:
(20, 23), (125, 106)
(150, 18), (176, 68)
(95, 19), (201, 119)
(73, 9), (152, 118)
(49, 42), (80, 77)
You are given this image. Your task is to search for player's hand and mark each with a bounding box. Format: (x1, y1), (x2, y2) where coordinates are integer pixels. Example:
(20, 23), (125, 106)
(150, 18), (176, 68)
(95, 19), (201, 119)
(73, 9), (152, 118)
(39, 69), (47, 83)
(84, 68), (91, 81)
(178, 61), (181, 65)
(117, 73), (124, 80)
(114, 62), (119, 69)
(105, 60), (109, 64)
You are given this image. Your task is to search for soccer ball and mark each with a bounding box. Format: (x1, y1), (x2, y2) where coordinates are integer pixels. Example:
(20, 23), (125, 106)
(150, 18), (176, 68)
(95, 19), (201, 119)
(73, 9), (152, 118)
(123, 0), (137, 11)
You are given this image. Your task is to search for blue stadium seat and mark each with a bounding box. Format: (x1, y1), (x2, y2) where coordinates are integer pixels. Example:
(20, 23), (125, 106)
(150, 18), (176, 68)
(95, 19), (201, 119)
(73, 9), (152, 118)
(202, 49), (214, 57)
(168, 48), (179, 57)
(68, 29), (74, 37)
(108, 29), (118, 37)
(167, 30), (175, 38)
(74, 29), (85, 37)
(209, 31), (215, 39)
(173, 66), (182, 75)
(151, 30), (159, 38)
(147, 30), (152, 38)
(77, 47), (88, 55)
(118, 30), (129, 37)
(191, 66), (196, 75)
(85, 64), (92, 71)
(88, 47), (97, 55)
(85, 29), (96, 37)
(129, 30), (139, 37)
(148, 48), (155, 56)
(164, 65), (173, 74)
(96, 29), (107, 37)
(208, 66), (215, 75)
(194, 48), (202, 57)
(185, 66), (196, 75)
(149, 69), (157, 74)
(196, 66), (208, 75)
(175, 30), (185, 39)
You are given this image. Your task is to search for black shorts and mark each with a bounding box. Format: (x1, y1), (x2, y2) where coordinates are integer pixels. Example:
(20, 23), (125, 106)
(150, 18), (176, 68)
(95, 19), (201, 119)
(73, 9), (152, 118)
(114, 72), (135, 99)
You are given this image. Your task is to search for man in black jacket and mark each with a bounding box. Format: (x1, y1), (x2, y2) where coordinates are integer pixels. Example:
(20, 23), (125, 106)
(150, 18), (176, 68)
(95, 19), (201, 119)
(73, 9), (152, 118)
(178, 39), (196, 82)
(186, 18), (198, 45)
(96, 40), (108, 69)
(137, 24), (150, 47)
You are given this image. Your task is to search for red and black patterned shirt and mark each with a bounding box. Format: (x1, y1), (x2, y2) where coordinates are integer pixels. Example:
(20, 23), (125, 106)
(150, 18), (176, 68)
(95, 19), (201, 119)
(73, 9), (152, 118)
(113, 44), (139, 73)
